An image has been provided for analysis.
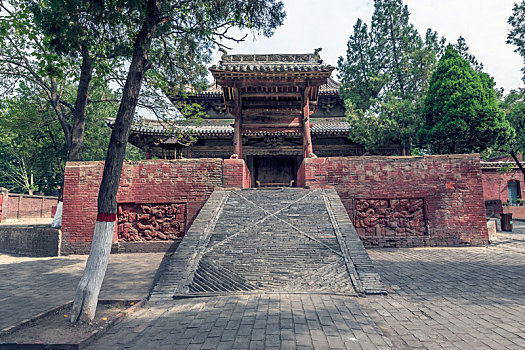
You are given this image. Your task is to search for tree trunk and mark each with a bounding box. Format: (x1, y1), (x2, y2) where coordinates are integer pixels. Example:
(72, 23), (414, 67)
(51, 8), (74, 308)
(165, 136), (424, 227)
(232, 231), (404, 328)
(68, 45), (94, 162)
(71, 0), (163, 323)
(510, 149), (525, 181)
(49, 77), (72, 151)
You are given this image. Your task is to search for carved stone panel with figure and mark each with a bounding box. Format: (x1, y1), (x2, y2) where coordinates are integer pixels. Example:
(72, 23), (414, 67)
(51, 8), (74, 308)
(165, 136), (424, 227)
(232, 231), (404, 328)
(354, 198), (426, 236)
(117, 203), (187, 242)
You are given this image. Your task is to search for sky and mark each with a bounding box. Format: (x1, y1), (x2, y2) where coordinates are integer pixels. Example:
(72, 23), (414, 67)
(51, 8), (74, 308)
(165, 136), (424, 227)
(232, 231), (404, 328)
(211, 0), (524, 93)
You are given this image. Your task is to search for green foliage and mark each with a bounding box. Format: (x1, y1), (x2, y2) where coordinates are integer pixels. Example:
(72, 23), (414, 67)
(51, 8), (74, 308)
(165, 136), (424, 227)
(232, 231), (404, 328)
(30, 0), (136, 58)
(0, 83), (139, 195)
(454, 36), (484, 72)
(419, 46), (514, 154)
(500, 89), (525, 152)
(0, 85), (66, 194)
(508, 1), (525, 83)
(148, 0), (286, 97)
(338, 0), (437, 154)
(0, 1), (74, 96)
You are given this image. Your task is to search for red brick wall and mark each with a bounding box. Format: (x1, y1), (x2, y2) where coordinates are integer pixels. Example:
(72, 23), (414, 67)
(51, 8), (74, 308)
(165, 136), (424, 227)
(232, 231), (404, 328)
(223, 159), (250, 188)
(299, 155), (488, 247)
(503, 205), (525, 219)
(482, 168), (525, 204)
(61, 159), (224, 253)
(0, 193), (57, 223)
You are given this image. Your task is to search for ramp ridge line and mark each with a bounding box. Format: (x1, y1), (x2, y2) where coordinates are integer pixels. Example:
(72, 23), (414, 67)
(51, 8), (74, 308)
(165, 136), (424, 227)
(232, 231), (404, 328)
(322, 191), (365, 294)
(324, 189), (387, 295)
(148, 190), (230, 300)
(175, 191), (231, 294)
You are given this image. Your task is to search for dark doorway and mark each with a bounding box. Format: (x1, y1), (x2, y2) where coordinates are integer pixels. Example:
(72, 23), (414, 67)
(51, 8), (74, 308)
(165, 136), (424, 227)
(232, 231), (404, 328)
(253, 156), (298, 187)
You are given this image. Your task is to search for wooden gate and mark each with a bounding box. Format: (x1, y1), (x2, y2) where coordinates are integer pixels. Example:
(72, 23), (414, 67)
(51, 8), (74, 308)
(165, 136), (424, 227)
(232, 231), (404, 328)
(254, 156), (297, 187)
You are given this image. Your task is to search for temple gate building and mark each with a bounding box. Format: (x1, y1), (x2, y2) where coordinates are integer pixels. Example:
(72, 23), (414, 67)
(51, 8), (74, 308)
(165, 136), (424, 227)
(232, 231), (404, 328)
(125, 50), (401, 187)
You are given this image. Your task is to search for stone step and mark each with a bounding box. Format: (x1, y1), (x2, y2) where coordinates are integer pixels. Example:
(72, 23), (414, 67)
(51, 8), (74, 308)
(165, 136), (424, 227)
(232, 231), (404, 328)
(149, 188), (386, 299)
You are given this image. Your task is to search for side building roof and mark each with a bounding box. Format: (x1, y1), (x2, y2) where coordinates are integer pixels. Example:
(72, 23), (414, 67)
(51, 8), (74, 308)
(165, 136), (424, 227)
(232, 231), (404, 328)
(120, 118), (351, 139)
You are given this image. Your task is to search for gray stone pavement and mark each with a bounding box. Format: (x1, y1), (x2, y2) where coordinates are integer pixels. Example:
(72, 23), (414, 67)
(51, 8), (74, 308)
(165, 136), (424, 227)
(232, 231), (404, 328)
(0, 252), (164, 331)
(85, 228), (525, 349)
(488, 218), (525, 254)
(3, 226), (525, 349)
(87, 293), (392, 350)
(360, 246), (525, 349)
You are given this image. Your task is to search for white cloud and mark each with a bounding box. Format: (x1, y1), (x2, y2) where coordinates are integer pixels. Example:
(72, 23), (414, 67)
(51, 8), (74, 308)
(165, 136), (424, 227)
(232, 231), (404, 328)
(213, 0), (523, 92)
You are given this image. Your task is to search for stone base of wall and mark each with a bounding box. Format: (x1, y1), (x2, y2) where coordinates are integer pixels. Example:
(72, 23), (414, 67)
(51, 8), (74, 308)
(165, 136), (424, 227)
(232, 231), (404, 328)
(0, 224), (61, 257)
(361, 235), (487, 248)
(111, 240), (182, 254)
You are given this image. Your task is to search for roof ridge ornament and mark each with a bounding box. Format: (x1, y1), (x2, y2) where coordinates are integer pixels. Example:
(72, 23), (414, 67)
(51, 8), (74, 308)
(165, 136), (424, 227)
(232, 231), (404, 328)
(219, 48), (229, 62)
(314, 48), (322, 62)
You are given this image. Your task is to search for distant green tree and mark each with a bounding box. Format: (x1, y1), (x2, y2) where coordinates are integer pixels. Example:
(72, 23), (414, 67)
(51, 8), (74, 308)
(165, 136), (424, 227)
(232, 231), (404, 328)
(338, 0), (438, 154)
(419, 46), (514, 154)
(501, 90), (525, 151)
(453, 36), (484, 72)
(0, 82), (142, 195)
(492, 89), (525, 175)
(508, 0), (525, 83)
(0, 85), (66, 195)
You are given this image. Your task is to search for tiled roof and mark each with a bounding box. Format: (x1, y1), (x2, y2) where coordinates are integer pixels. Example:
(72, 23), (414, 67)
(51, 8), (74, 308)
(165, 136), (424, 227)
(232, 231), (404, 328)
(319, 77), (340, 94)
(210, 50), (334, 77)
(480, 161), (518, 169)
(123, 119), (350, 137)
(312, 122), (349, 135)
(193, 77), (340, 98)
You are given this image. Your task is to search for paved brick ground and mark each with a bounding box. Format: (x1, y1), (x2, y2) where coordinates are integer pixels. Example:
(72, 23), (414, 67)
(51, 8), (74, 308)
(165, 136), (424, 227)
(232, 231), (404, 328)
(3, 221), (525, 349)
(489, 219), (525, 254)
(359, 244), (525, 349)
(0, 252), (164, 331)
(88, 229), (525, 349)
(87, 293), (392, 350)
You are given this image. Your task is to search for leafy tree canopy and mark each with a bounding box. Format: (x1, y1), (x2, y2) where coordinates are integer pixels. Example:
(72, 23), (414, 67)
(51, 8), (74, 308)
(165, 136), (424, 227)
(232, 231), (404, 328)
(419, 46), (514, 154)
(0, 81), (142, 195)
(337, 0), (438, 154)
(508, 0), (525, 83)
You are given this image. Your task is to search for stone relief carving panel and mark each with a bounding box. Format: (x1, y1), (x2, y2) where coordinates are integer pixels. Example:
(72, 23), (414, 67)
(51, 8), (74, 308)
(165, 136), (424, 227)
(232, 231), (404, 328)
(117, 203), (187, 242)
(354, 198), (426, 236)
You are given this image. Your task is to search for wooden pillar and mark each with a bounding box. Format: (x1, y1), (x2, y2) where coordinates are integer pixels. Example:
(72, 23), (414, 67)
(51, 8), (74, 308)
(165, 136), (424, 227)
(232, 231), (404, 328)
(232, 87), (243, 159)
(302, 87), (313, 158)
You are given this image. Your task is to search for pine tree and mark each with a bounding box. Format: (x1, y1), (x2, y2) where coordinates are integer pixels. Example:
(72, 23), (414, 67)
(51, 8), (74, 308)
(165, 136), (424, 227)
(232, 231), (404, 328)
(338, 0), (437, 154)
(60, 0), (286, 323)
(337, 19), (384, 112)
(419, 46), (514, 154)
(454, 36), (484, 72)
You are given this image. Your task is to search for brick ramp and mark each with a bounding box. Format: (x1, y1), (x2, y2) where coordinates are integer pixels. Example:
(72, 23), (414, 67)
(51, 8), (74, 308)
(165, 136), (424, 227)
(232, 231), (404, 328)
(150, 188), (385, 300)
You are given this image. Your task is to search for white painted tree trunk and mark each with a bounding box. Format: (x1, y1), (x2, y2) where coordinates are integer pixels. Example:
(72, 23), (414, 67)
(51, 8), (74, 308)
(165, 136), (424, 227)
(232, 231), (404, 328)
(51, 201), (63, 228)
(71, 221), (115, 323)
(70, 1), (162, 323)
